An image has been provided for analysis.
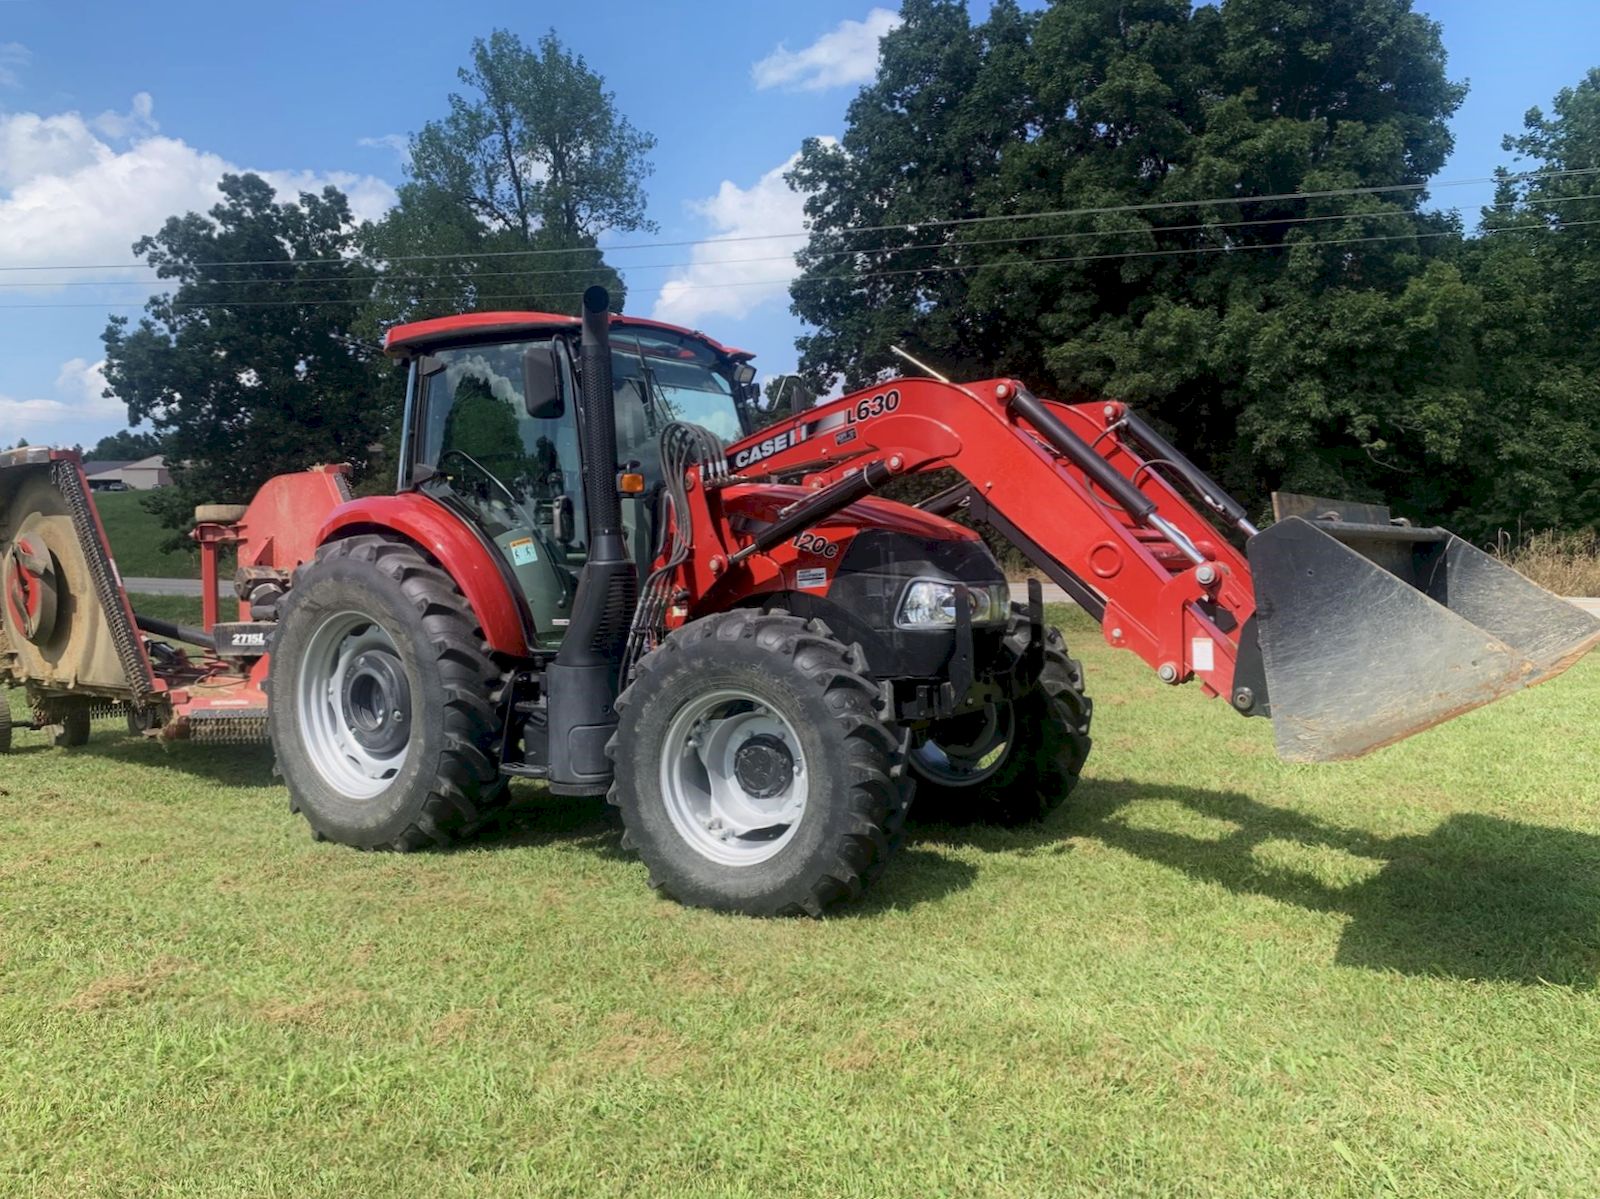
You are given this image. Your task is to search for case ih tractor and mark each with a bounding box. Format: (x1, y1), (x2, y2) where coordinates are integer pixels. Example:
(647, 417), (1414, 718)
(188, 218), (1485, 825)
(3, 286), (1596, 915)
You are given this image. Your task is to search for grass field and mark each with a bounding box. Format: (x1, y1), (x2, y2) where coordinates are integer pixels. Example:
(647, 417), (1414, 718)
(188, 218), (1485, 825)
(94, 490), (197, 579)
(2, 605), (1598, 1196)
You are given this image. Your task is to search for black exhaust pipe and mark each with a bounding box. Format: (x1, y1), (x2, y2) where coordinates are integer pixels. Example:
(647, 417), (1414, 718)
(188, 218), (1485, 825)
(577, 285), (627, 551)
(546, 285), (640, 794)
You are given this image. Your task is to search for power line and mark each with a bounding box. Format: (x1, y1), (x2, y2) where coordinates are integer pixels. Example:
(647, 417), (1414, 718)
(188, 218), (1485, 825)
(8, 195), (1598, 294)
(3, 218), (1592, 312)
(3, 164), (1598, 276)
(0, 207), (1485, 290)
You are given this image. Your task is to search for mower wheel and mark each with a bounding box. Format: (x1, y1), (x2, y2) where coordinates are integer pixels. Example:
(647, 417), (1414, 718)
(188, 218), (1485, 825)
(909, 606), (1092, 825)
(608, 610), (907, 916)
(0, 700), (11, 754)
(50, 704), (92, 748)
(268, 534), (507, 851)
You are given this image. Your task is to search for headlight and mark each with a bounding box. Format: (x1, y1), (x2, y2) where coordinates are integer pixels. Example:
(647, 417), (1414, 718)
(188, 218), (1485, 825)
(895, 579), (1010, 629)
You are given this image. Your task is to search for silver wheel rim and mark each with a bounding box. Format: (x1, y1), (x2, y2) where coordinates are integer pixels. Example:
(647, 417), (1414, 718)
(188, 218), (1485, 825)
(911, 702), (1014, 787)
(296, 611), (412, 799)
(659, 688), (808, 867)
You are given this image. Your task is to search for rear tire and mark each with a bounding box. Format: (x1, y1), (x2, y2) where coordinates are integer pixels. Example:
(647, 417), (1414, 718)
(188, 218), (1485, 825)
(608, 611), (906, 916)
(909, 607), (1092, 825)
(268, 534), (507, 851)
(0, 700), (11, 753)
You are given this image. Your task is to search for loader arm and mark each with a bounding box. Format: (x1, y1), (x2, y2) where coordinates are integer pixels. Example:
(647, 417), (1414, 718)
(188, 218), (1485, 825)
(662, 375), (1600, 762)
(677, 376), (1254, 703)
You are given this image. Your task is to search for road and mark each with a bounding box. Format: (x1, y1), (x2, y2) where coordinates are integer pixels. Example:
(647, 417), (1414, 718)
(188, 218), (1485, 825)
(125, 574), (1600, 617)
(124, 576), (228, 597)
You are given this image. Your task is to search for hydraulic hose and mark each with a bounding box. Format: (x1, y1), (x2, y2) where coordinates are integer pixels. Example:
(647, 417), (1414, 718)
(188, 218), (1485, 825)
(134, 612), (215, 650)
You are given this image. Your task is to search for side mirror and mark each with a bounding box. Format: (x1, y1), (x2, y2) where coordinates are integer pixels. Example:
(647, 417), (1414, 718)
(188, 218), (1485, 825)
(523, 343), (564, 420)
(763, 374), (807, 421)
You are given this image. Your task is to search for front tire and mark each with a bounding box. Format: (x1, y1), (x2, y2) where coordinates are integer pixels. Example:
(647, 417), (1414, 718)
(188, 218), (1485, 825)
(909, 607), (1093, 825)
(268, 534), (506, 851)
(608, 611), (906, 916)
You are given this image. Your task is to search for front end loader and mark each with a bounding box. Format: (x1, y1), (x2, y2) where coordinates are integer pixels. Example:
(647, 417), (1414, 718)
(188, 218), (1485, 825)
(3, 284), (1594, 915)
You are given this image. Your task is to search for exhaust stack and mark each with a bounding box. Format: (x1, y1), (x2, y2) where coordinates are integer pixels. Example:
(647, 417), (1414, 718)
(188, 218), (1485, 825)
(545, 285), (640, 794)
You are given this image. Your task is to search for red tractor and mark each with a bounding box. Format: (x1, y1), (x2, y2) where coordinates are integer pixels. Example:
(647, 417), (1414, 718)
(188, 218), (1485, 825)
(3, 286), (1596, 914)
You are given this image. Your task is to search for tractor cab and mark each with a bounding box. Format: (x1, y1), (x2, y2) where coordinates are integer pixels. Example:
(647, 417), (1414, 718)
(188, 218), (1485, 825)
(385, 311), (762, 647)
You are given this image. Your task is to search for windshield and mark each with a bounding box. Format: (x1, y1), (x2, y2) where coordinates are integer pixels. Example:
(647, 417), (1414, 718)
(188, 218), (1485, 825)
(609, 327), (746, 443)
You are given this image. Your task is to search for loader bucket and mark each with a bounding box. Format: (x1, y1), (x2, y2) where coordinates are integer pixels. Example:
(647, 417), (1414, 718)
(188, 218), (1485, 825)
(1246, 514), (1600, 762)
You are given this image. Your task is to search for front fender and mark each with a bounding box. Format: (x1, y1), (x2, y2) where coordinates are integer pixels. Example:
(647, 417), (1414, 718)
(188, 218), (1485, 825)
(317, 493), (529, 655)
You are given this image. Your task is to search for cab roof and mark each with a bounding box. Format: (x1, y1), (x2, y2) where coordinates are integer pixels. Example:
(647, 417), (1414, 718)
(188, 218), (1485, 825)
(382, 310), (753, 361)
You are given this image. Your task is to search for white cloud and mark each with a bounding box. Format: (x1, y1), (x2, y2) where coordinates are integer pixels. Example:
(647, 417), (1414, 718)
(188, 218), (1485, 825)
(751, 9), (900, 93)
(0, 42), (29, 90)
(0, 358), (124, 446)
(255, 168), (396, 224)
(358, 132), (411, 162)
(0, 110), (109, 190)
(90, 91), (158, 140)
(55, 358), (115, 408)
(0, 95), (397, 277)
(651, 144), (828, 327)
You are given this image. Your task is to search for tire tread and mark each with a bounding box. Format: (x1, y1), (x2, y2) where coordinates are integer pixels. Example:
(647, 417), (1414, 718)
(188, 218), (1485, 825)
(276, 534), (507, 851)
(607, 609), (909, 916)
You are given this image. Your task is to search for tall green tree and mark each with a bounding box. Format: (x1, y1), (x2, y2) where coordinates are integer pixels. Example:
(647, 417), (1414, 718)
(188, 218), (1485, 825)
(1459, 70), (1600, 534)
(787, 0), (1479, 525)
(787, 0), (1041, 389)
(102, 173), (395, 532)
(364, 29), (657, 329)
(88, 429), (165, 461)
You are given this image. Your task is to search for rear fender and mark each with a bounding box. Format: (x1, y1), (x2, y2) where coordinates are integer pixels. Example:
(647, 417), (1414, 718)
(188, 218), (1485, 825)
(317, 494), (530, 655)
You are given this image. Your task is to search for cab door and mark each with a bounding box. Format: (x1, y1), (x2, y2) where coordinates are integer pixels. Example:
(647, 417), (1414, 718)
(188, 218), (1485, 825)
(410, 339), (587, 647)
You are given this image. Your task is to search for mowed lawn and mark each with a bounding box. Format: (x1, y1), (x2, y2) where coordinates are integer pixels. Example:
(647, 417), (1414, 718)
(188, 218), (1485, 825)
(93, 490), (198, 579)
(2, 604), (1598, 1196)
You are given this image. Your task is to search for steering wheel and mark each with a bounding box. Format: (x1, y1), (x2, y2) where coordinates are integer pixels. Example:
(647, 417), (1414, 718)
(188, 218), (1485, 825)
(435, 449), (573, 602)
(437, 448), (523, 512)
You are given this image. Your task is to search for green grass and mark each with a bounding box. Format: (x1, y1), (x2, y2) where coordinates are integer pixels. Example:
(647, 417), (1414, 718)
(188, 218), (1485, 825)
(122, 592), (205, 626)
(118, 594), (209, 651)
(2, 605), (1598, 1196)
(94, 490), (198, 579)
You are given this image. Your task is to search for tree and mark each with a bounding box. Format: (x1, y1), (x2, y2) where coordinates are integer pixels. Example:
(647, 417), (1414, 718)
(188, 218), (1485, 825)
(787, 0), (1477, 525)
(88, 429), (164, 461)
(102, 174), (396, 533)
(363, 29), (656, 330)
(1457, 70), (1600, 535)
(787, 1), (1042, 390)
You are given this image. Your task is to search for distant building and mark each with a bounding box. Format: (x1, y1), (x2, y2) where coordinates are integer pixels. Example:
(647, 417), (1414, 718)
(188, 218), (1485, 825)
(84, 455), (171, 491)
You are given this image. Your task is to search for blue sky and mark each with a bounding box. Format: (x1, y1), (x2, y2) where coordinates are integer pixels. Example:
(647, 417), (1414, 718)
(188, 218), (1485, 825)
(1, 0), (1597, 449)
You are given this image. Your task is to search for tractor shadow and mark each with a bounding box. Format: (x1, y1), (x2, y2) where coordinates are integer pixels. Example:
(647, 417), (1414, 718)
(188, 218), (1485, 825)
(470, 784), (979, 911)
(71, 734), (280, 789)
(912, 778), (1600, 988)
(472, 786), (627, 860)
(1, 721), (280, 789)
